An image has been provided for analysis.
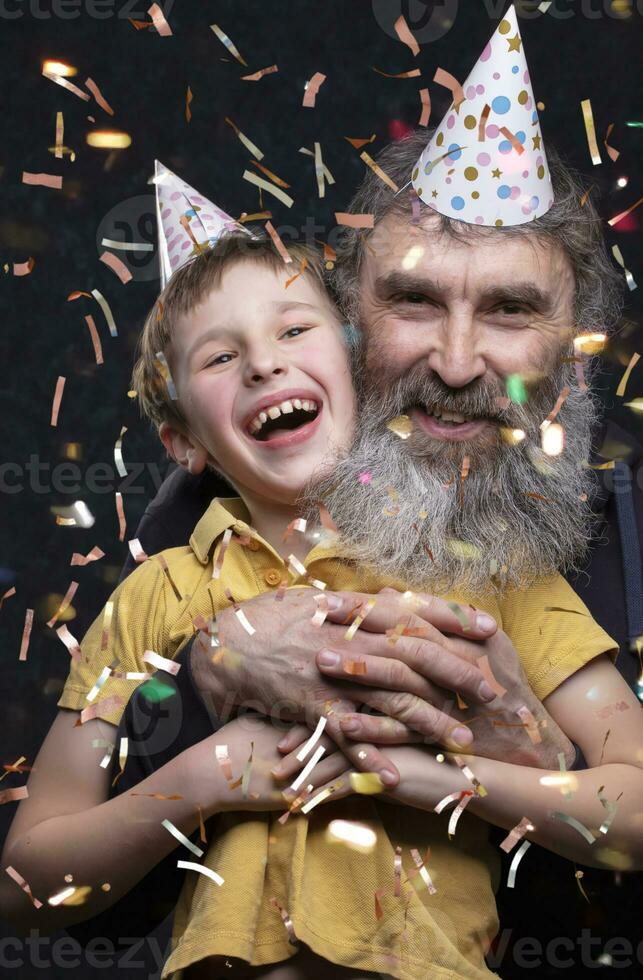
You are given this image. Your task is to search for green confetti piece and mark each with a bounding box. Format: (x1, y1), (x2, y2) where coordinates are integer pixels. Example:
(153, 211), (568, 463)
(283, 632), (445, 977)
(138, 678), (177, 704)
(506, 374), (528, 404)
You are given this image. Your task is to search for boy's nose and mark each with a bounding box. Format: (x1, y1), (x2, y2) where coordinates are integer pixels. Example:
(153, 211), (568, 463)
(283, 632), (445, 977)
(243, 347), (289, 386)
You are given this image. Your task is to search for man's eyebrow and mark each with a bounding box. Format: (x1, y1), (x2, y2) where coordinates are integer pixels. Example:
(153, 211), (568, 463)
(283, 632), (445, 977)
(374, 271), (553, 312)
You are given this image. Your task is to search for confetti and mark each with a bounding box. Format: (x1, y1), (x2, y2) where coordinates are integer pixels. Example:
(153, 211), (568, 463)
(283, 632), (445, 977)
(611, 245), (637, 291)
(477, 654), (506, 697)
(359, 151), (399, 192)
(99, 251), (132, 284)
(100, 600), (114, 652)
(185, 86), (193, 123)
(300, 785), (334, 813)
(115, 492), (126, 542)
(264, 221), (293, 263)
(550, 811), (596, 845)
(113, 426), (128, 478)
(598, 788), (621, 835)
(242, 170), (294, 208)
(386, 415), (413, 439)
(374, 888), (385, 919)
(311, 595), (329, 627)
(516, 705), (542, 744)
(46, 581), (78, 629)
(344, 135), (376, 149)
(81, 313), (103, 364)
(284, 257), (308, 289)
(372, 67), (421, 79)
(42, 69), (90, 101)
(215, 744), (234, 782)
(499, 817), (534, 853)
(241, 741), (254, 798)
(111, 737), (128, 786)
(0, 786), (28, 805)
(345, 599), (376, 641)
(287, 554), (307, 578)
(506, 374), (527, 404)
(153, 350), (178, 400)
(162, 818), (204, 857)
(447, 791), (475, 837)
(581, 99), (602, 166)
(250, 159), (291, 189)
(335, 212), (374, 228)
(56, 624), (82, 661)
(409, 847), (437, 894)
(434, 789), (467, 814)
(507, 840), (531, 887)
(49, 376), (66, 427)
(302, 71), (326, 107)
(350, 772), (384, 795)
(296, 717), (328, 762)
(540, 387), (571, 431)
(393, 845), (402, 896)
(479, 103), (491, 141)
(282, 518), (307, 542)
(241, 64), (278, 81)
(434, 66), (465, 108)
(416, 87), (432, 127)
(74, 695), (123, 725)
(299, 145), (336, 187)
(270, 896), (298, 944)
(86, 665), (111, 702)
(127, 539), (149, 564)
(212, 528), (233, 580)
(224, 116), (264, 160)
(290, 744), (325, 791)
(13, 257), (35, 276)
(85, 77), (114, 115)
(210, 23), (247, 65)
(148, 2), (172, 35)
(447, 601), (471, 632)
(69, 545), (104, 567)
(615, 352), (640, 397)
(177, 860), (224, 887)
(603, 122), (620, 162)
(143, 650), (181, 675)
(393, 14), (420, 55)
(5, 866), (42, 908)
(22, 172), (62, 190)
(0, 586), (16, 612)
(453, 755), (488, 797)
(608, 196), (643, 227)
(157, 554), (182, 601)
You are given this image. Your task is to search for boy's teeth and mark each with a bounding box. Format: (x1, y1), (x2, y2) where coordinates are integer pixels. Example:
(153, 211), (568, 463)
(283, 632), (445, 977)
(293, 399), (302, 410)
(249, 398), (319, 434)
(267, 406), (281, 420)
(259, 411), (268, 424)
(281, 400), (294, 414)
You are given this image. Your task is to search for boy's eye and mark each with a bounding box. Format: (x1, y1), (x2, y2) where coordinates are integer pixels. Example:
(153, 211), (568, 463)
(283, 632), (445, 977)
(205, 352), (235, 367)
(281, 324), (310, 339)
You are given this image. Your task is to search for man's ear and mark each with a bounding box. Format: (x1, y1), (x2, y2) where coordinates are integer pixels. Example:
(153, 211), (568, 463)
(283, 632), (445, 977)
(159, 421), (209, 476)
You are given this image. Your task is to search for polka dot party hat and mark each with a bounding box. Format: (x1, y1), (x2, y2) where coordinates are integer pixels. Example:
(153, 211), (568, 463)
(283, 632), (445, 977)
(411, 4), (553, 227)
(154, 160), (251, 288)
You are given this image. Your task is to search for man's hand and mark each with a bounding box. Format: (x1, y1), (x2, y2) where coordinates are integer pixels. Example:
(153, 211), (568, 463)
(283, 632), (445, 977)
(189, 587), (498, 784)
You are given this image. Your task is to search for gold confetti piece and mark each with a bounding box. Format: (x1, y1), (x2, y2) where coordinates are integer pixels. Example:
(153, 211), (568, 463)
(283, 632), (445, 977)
(215, 744), (235, 782)
(224, 116), (264, 160)
(499, 816), (534, 853)
(270, 896), (298, 944)
(5, 866), (42, 908)
(127, 538), (148, 563)
(284, 257), (308, 289)
(307, 575), (327, 590)
(447, 601), (471, 632)
(0, 586), (16, 611)
(99, 251), (132, 284)
(115, 491), (126, 542)
(479, 103), (491, 142)
(46, 581), (78, 629)
(374, 888), (385, 919)
(148, 2), (172, 35)
(516, 705), (542, 744)
(302, 71), (326, 107)
(616, 352), (640, 397)
(156, 554), (182, 601)
(177, 858), (224, 886)
(410, 847), (437, 893)
(0, 757), (27, 782)
(153, 350), (178, 400)
(241, 741), (254, 798)
(419, 88), (431, 127)
(210, 23), (247, 65)
(313, 141), (325, 198)
(608, 196), (643, 227)
(242, 170), (294, 208)
(113, 425), (128, 478)
(100, 600), (113, 652)
(394, 13), (420, 55)
(373, 67), (421, 79)
(453, 755), (487, 797)
(212, 528), (233, 580)
(498, 126), (525, 155)
(22, 171), (62, 189)
(550, 811), (597, 844)
(110, 736), (128, 787)
(295, 717), (327, 763)
(241, 64), (278, 81)
(393, 845), (402, 896)
(359, 151), (399, 192)
(581, 99), (602, 166)
(589, 459), (615, 470)
(185, 85), (193, 123)
(0, 786), (28, 805)
(238, 210), (272, 223)
(574, 868), (590, 903)
(604, 122), (620, 162)
(434, 66), (465, 108)
(447, 791), (475, 838)
(86, 665), (111, 702)
(598, 788), (620, 835)
(311, 595), (329, 627)
(54, 111), (64, 158)
(70, 545), (104, 567)
(42, 69), (90, 101)
(434, 789), (467, 814)
(74, 694), (123, 726)
(50, 376), (65, 427)
(386, 414), (413, 439)
(540, 387), (571, 431)
(611, 245), (637, 291)
(344, 135), (376, 149)
(350, 772), (384, 795)
(290, 744), (325, 792)
(345, 599), (376, 641)
(250, 158), (291, 188)
(264, 221), (293, 263)
(343, 660), (367, 675)
(477, 654), (506, 697)
(335, 212), (374, 228)
(56, 624), (82, 661)
(162, 818), (203, 857)
(507, 840), (531, 887)
(143, 649), (181, 675)
(301, 785), (334, 814)
(85, 77), (114, 115)
(49, 885), (90, 907)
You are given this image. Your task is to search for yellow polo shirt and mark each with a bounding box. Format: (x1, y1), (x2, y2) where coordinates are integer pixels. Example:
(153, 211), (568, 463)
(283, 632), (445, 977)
(58, 498), (617, 980)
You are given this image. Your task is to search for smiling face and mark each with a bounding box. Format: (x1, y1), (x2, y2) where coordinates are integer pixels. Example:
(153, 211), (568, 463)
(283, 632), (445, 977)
(359, 211), (576, 464)
(160, 260), (355, 506)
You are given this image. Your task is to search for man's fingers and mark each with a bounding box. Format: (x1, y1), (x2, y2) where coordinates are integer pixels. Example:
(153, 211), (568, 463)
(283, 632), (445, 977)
(351, 688), (475, 751)
(316, 644), (494, 705)
(324, 590), (496, 639)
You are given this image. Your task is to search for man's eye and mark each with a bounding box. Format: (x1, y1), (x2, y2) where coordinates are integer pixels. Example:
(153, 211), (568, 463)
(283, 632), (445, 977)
(495, 303), (529, 316)
(395, 292), (429, 305)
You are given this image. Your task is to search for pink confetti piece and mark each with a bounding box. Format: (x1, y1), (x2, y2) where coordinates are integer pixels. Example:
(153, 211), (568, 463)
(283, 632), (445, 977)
(56, 624), (82, 661)
(447, 791), (475, 838)
(127, 538), (149, 563)
(115, 491), (126, 542)
(71, 545), (105, 566)
(212, 528), (233, 579)
(13, 257), (34, 276)
(311, 594), (329, 627)
(148, 2), (172, 35)
(84, 314), (104, 364)
(99, 251), (132, 284)
(394, 13), (420, 55)
(418, 88), (431, 127)
(393, 845), (402, 896)
(477, 654), (507, 698)
(0, 786), (28, 805)
(499, 126), (525, 155)
(608, 196), (643, 228)
(241, 64), (278, 81)
(500, 816), (535, 853)
(85, 77), (114, 115)
(5, 866), (42, 908)
(215, 744), (234, 782)
(0, 586), (16, 611)
(42, 69), (90, 101)
(452, 755), (488, 797)
(18, 610), (33, 661)
(409, 847), (437, 894)
(50, 376), (65, 427)
(265, 221), (293, 263)
(46, 581), (79, 629)
(74, 695), (124, 726)
(516, 705), (542, 744)
(22, 172), (62, 189)
(433, 66), (465, 108)
(143, 649), (181, 675)
(302, 71), (326, 108)
(604, 122), (620, 162)
(335, 212), (374, 228)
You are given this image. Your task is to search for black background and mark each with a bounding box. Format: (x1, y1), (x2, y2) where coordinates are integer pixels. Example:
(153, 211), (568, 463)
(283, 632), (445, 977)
(1, 1), (642, 976)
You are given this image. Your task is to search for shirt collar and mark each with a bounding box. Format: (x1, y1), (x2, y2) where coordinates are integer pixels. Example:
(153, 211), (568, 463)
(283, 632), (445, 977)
(189, 497), (253, 564)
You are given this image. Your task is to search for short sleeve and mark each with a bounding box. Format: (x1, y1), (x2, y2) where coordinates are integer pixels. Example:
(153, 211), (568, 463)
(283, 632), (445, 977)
(498, 574), (618, 702)
(57, 558), (168, 727)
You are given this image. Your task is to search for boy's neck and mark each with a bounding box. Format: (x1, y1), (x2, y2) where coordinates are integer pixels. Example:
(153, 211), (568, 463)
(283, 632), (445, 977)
(240, 490), (313, 562)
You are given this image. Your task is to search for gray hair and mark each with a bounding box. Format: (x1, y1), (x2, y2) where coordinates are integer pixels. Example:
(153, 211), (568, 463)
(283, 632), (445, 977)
(333, 129), (625, 336)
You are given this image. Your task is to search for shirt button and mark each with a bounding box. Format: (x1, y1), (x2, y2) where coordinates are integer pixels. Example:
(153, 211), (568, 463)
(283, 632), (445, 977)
(264, 569), (282, 587)
(246, 539), (261, 552)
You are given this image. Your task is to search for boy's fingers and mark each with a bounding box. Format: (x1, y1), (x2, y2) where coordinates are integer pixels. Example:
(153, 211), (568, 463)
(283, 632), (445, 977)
(322, 714), (400, 786)
(344, 688), (474, 751)
(276, 724), (312, 754)
(324, 591), (496, 639)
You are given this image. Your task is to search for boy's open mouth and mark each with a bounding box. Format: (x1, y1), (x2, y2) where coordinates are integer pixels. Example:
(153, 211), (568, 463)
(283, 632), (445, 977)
(247, 398), (321, 442)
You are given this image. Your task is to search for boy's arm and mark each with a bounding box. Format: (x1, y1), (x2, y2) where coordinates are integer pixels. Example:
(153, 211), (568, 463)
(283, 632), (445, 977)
(371, 655), (643, 869)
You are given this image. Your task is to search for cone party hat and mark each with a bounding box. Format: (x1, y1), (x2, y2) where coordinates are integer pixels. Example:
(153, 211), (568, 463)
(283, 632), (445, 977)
(411, 4), (554, 227)
(154, 161), (251, 288)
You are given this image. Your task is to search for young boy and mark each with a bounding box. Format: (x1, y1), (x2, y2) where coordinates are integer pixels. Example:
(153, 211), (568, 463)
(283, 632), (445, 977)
(6, 232), (641, 980)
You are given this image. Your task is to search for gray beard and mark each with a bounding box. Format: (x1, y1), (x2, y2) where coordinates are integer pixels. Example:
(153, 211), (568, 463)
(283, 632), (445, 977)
(303, 353), (600, 596)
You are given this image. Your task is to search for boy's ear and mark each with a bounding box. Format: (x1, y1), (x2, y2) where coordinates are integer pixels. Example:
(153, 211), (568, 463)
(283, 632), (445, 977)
(159, 421), (209, 476)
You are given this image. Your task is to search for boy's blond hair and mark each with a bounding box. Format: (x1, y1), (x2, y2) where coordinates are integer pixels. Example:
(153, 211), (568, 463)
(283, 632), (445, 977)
(132, 232), (331, 431)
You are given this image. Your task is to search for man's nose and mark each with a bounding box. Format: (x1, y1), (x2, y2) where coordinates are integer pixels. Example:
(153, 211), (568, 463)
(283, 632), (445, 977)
(243, 344), (288, 386)
(425, 313), (486, 388)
